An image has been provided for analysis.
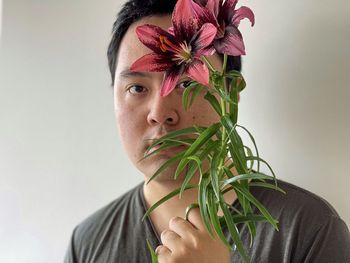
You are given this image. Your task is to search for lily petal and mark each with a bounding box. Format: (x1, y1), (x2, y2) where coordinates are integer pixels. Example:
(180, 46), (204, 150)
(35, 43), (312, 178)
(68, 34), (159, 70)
(172, 0), (215, 41)
(186, 59), (209, 86)
(193, 0), (207, 6)
(136, 24), (174, 53)
(167, 26), (175, 35)
(221, 0), (238, 22)
(205, 0), (220, 17)
(214, 25), (246, 56)
(161, 67), (184, 97)
(192, 23), (217, 54)
(232, 6), (255, 27)
(130, 53), (173, 72)
(223, 0), (238, 10)
(194, 0), (220, 18)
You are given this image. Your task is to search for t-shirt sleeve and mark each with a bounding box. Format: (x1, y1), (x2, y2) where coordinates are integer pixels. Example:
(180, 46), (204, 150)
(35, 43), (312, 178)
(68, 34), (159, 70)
(302, 215), (350, 263)
(64, 227), (79, 263)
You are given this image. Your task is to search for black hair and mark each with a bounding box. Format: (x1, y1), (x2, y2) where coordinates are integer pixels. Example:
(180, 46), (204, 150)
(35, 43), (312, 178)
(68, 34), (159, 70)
(107, 0), (241, 86)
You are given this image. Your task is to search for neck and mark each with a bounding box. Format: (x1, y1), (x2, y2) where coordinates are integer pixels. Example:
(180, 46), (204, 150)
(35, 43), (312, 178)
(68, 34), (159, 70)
(143, 177), (200, 216)
(142, 171), (238, 236)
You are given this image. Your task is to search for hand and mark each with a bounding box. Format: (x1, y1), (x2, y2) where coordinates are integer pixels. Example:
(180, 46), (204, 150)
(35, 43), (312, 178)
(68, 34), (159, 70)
(155, 208), (231, 263)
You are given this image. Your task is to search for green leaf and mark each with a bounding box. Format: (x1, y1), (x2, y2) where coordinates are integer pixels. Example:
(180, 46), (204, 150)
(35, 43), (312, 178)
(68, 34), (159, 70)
(228, 79), (239, 123)
(198, 173), (214, 238)
(146, 151), (185, 184)
(174, 157), (192, 179)
(245, 156), (277, 184)
(141, 139), (193, 161)
(177, 123), (221, 166)
(189, 84), (204, 109)
(210, 150), (222, 201)
(225, 70), (243, 79)
(225, 70), (246, 92)
(179, 140), (220, 197)
(204, 91), (222, 116)
(146, 239), (158, 263)
(249, 182), (286, 194)
(179, 155), (203, 198)
(233, 183), (279, 231)
(243, 145), (254, 171)
(207, 189), (231, 248)
(142, 184), (197, 221)
(237, 124), (261, 172)
(145, 126), (205, 153)
(237, 77), (246, 92)
(220, 214), (278, 225)
(217, 87), (236, 105)
(182, 81), (196, 111)
(219, 197), (250, 263)
(220, 115), (247, 173)
(221, 171), (274, 188)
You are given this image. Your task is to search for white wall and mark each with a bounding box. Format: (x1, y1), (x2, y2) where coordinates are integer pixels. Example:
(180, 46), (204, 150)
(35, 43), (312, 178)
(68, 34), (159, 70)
(0, 0), (349, 262)
(0, 0), (3, 39)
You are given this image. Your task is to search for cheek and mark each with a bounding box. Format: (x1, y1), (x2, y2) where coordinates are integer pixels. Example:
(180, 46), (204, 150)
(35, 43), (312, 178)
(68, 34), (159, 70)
(188, 97), (220, 125)
(115, 100), (146, 154)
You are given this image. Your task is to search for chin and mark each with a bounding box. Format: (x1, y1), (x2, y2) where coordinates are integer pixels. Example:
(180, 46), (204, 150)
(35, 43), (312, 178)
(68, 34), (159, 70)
(142, 161), (184, 183)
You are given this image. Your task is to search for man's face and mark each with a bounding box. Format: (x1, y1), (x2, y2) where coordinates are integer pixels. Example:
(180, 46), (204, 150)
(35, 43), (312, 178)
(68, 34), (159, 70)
(113, 15), (225, 182)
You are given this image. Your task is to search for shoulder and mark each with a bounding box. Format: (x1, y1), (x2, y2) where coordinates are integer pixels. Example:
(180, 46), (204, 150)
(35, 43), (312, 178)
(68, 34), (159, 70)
(71, 182), (144, 250)
(251, 178), (340, 222)
(241, 179), (350, 261)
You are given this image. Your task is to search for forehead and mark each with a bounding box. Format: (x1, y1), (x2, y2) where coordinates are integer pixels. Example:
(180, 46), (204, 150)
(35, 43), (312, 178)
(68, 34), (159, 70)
(115, 15), (172, 78)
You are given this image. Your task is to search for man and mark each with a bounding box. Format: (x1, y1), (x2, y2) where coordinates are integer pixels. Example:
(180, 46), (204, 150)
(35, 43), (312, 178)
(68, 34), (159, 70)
(64, 0), (350, 262)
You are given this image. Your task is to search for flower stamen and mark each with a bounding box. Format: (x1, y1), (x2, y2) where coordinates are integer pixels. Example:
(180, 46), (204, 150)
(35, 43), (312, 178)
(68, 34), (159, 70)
(159, 36), (192, 64)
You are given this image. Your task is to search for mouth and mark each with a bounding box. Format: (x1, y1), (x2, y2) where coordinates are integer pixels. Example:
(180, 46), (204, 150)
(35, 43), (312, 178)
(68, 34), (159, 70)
(147, 142), (185, 155)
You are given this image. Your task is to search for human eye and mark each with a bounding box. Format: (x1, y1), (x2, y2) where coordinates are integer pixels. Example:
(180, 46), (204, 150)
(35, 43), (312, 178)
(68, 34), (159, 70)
(176, 79), (192, 90)
(126, 84), (147, 95)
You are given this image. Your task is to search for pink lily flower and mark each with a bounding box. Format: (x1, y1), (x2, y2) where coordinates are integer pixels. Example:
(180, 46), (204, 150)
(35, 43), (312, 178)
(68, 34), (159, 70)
(130, 0), (217, 97)
(194, 0), (255, 56)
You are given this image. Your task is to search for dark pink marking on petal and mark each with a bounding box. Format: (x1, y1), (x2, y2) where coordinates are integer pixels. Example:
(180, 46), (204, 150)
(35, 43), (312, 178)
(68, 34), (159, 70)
(172, 0), (216, 41)
(214, 26), (246, 56)
(232, 6), (255, 27)
(186, 59), (209, 86)
(167, 26), (175, 36)
(136, 24), (174, 53)
(223, 0), (238, 10)
(193, 0), (207, 7)
(130, 53), (172, 72)
(196, 46), (216, 57)
(192, 23), (217, 53)
(160, 67), (184, 97)
(220, 0), (238, 23)
(205, 0), (220, 17)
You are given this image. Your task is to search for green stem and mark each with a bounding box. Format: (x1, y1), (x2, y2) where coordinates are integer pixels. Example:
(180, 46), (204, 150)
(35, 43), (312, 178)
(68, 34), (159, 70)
(222, 54), (228, 76)
(202, 56), (215, 72)
(219, 79), (227, 180)
(217, 55), (229, 181)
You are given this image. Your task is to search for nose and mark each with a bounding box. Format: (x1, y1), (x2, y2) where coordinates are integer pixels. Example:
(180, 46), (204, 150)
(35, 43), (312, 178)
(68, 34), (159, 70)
(147, 91), (179, 126)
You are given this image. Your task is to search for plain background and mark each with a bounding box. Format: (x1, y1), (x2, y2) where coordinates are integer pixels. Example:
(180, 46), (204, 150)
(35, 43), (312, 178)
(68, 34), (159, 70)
(0, 0), (349, 262)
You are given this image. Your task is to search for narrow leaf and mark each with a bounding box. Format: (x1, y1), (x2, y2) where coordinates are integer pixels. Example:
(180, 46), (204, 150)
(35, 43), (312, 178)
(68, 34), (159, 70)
(146, 239), (158, 263)
(204, 91), (222, 115)
(142, 184), (197, 221)
(233, 183), (279, 230)
(219, 197), (250, 263)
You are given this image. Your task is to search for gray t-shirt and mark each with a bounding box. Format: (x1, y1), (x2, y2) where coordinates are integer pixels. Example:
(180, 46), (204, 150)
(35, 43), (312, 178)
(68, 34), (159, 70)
(64, 179), (350, 262)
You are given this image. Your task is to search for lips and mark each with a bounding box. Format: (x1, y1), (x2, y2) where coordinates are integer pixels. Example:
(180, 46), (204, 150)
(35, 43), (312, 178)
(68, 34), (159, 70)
(148, 142), (185, 155)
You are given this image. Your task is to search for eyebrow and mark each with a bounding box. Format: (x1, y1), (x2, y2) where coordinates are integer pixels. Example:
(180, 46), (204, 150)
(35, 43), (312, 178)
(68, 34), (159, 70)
(119, 69), (153, 79)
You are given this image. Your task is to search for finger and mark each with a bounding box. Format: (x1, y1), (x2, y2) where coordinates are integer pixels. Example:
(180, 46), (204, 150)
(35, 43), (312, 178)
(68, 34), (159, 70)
(169, 216), (197, 238)
(160, 229), (182, 251)
(185, 206), (206, 232)
(155, 245), (171, 263)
